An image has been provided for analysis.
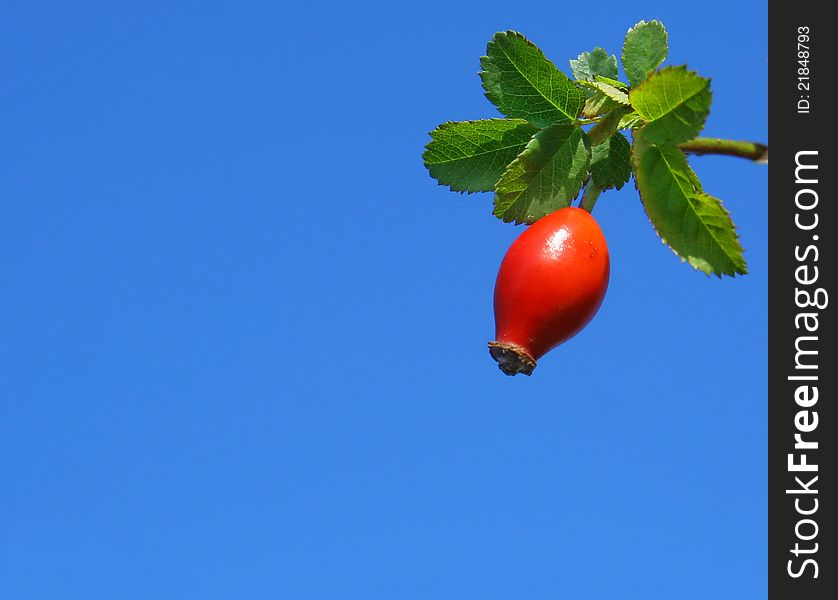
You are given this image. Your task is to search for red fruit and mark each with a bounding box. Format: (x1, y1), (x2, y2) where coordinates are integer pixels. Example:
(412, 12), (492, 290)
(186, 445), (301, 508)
(489, 207), (610, 376)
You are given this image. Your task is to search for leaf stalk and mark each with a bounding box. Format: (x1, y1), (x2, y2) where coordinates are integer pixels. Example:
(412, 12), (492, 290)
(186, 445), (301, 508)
(586, 107), (629, 146)
(580, 184), (603, 213)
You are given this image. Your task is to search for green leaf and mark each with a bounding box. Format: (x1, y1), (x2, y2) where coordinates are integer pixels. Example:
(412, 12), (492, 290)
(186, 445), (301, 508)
(591, 132), (631, 190)
(579, 79), (630, 105)
(423, 119), (540, 193)
(480, 31), (585, 128)
(581, 92), (618, 119)
(630, 66), (711, 144)
(570, 47), (619, 82)
(622, 20), (668, 87)
(494, 122), (591, 224)
(594, 75), (628, 90)
(617, 112), (644, 130)
(632, 138), (746, 276)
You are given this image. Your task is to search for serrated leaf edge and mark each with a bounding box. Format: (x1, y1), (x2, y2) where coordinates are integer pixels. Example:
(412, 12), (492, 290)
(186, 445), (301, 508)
(422, 118), (538, 194)
(480, 30), (584, 124)
(632, 140), (747, 277)
(622, 19), (669, 87)
(569, 47), (619, 82)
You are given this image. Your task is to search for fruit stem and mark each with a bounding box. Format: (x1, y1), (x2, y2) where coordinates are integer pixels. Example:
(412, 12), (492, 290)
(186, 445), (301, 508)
(678, 137), (768, 163)
(580, 184), (603, 213)
(586, 107), (629, 146)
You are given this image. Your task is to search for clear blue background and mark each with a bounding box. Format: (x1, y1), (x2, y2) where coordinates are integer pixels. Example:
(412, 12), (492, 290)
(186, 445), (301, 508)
(1, 1), (767, 597)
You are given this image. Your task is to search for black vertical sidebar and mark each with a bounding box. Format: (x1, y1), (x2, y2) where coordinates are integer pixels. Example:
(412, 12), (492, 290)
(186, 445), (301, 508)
(768, 2), (833, 597)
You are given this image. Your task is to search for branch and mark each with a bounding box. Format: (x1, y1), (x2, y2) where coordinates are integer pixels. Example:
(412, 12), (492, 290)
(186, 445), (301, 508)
(678, 137), (768, 163)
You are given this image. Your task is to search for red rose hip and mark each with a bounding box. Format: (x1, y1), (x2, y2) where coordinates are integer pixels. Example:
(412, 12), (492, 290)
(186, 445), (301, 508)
(489, 207), (610, 376)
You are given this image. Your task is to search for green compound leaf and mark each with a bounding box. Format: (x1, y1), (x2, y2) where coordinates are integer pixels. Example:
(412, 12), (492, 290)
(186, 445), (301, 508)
(630, 66), (711, 144)
(632, 138), (746, 276)
(622, 20), (668, 87)
(423, 119), (540, 193)
(591, 131), (631, 190)
(570, 47), (619, 82)
(494, 122), (591, 224)
(480, 31), (585, 128)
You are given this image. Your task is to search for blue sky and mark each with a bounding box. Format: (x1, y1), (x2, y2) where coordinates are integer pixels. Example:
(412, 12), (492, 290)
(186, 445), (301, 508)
(1, 1), (767, 598)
